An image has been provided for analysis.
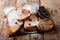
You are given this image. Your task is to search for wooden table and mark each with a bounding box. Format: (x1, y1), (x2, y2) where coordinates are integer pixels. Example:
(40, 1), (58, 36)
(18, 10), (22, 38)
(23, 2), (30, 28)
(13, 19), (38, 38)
(0, 0), (60, 40)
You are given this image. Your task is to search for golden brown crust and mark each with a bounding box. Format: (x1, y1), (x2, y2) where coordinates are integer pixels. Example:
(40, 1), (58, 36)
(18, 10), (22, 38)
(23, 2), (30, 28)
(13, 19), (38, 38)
(6, 23), (13, 34)
(24, 25), (36, 31)
(1, 12), (7, 18)
(17, 14), (30, 21)
(36, 18), (54, 32)
(24, 14), (39, 31)
(6, 21), (23, 34)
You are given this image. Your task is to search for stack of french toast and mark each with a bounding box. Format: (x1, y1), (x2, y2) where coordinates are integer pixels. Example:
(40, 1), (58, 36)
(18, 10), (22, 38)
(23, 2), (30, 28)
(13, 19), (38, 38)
(1, 2), (54, 35)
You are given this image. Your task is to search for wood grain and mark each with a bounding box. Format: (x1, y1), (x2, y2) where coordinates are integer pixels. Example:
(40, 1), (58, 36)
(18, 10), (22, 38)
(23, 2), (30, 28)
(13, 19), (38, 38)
(0, 0), (60, 40)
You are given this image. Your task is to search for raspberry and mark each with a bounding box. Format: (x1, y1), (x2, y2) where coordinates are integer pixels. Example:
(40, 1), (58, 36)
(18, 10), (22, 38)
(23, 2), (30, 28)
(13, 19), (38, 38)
(22, 10), (24, 13)
(28, 19), (32, 21)
(28, 10), (30, 13)
(15, 22), (17, 24)
(29, 23), (31, 25)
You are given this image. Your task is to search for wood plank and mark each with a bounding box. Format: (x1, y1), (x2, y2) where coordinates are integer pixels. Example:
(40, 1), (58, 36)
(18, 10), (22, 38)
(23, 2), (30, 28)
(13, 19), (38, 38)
(0, 18), (10, 40)
(16, 0), (28, 7)
(57, 25), (60, 40)
(44, 19), (58, 40)
(30, 34), (43, 40)
(30, 34), (38, 40)
(16, 0), (40, 7)
(37, 34), (43, 40)
(28, 0), (40, 5)
(44, 31), (58, 40)
(16, 35), (30, 40)
(56, 21), (60, 40)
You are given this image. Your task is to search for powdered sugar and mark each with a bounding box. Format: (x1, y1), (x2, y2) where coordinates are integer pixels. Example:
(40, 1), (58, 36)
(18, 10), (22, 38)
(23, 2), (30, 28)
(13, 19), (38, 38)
(17, 8), (30, 19)
(25, 20), (39, 26)
(3, 6), (23, 28)
(3, 6), (14, 14)
(22, 2), (39, 14)
(8, 20), (23, 28)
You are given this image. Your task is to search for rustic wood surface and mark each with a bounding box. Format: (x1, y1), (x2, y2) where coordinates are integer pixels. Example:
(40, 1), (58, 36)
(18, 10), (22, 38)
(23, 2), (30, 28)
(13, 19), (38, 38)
(0, 0), (60, 40)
